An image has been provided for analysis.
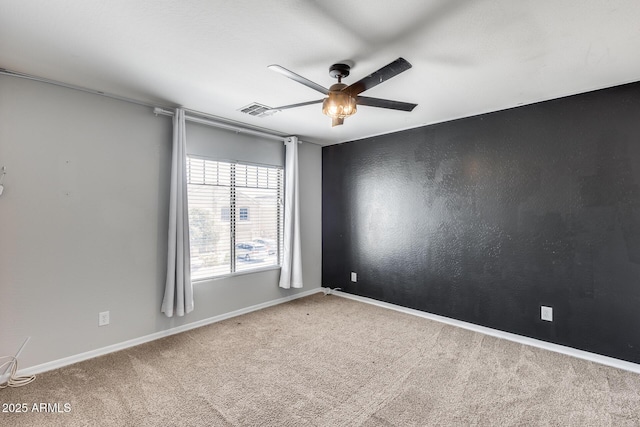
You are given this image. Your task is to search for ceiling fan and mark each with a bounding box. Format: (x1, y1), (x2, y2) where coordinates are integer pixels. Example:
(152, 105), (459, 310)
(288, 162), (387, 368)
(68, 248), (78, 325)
(267, 57), (417, 127)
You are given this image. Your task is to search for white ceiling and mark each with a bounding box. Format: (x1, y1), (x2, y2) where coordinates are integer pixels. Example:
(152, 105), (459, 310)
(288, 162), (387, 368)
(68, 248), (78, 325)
(2, 0), (640, 146)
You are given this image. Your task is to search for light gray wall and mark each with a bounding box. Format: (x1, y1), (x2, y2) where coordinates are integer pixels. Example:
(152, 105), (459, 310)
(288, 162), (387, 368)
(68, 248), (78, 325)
(0, 75), (322, 369)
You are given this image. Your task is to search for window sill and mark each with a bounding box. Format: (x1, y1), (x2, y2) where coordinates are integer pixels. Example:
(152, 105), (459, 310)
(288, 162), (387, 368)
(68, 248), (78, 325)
(192, 265), (282, 283)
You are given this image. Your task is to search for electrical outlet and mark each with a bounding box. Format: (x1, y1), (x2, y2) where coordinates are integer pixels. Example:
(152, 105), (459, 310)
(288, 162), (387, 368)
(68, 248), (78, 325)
(98, 311), (110, 326)
(351, 272), (357, 282)
(541, 306), (553, 322)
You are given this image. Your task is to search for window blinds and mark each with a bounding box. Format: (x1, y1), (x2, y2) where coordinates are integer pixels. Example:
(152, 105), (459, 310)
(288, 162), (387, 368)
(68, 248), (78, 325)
(186, 156), (283, 280)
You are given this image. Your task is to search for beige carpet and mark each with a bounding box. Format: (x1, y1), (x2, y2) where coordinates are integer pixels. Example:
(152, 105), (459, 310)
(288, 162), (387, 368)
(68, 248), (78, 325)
(2, 293), (640, 426)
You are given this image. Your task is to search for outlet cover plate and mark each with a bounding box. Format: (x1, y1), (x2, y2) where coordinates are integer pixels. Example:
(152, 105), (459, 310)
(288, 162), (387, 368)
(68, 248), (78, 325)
(541, 306), (553, 322)
(99, 311), (110, 326)
(351, 272), (357, 282)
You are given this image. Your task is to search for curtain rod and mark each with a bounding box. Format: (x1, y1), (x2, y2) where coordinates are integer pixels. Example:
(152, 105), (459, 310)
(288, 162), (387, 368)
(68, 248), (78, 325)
(0, 67), (158, 108)
(0, 67), (295, 144)
(153, 107), (290, 143)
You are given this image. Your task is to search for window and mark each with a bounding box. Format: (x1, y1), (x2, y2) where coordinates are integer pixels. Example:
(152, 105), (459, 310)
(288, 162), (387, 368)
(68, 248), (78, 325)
(186, 156), (283, 280)
(239, 207), (249, 221)
(221, 207), (230, 222)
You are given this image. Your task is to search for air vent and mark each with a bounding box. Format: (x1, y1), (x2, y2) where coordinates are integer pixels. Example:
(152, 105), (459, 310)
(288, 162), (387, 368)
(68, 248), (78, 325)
(238, 103), (277, 118)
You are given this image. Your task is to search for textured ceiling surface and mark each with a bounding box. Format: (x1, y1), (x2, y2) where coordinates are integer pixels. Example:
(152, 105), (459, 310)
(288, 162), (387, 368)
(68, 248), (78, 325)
(2, 0), (640, 145)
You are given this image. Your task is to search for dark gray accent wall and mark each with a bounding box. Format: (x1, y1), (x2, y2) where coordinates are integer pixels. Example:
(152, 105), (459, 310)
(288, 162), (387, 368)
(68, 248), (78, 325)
(322, 81), (640, 364)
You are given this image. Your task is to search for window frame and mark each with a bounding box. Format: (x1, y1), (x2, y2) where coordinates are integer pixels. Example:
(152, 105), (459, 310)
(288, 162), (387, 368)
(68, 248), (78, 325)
(186, 155), (283, 282)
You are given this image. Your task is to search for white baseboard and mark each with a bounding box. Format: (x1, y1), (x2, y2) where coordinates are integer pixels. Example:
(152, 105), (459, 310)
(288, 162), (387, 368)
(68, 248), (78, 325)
(330, 288), (640, 374)
(17, 287), (323, 377)
(21, 287), (639, 377)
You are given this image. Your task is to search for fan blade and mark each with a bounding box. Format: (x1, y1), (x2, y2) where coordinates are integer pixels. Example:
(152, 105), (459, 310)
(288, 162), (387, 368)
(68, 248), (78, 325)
(356, 96), (417, 112)
(269, 99), (324, 111)
(344, 58), (412, 97)
(331, 117), (344, 127)
(268, 65), (329, 95)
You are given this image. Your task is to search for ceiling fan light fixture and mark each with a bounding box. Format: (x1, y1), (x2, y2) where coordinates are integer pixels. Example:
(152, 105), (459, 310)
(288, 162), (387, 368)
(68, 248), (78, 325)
(322, 91), (357, 120)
